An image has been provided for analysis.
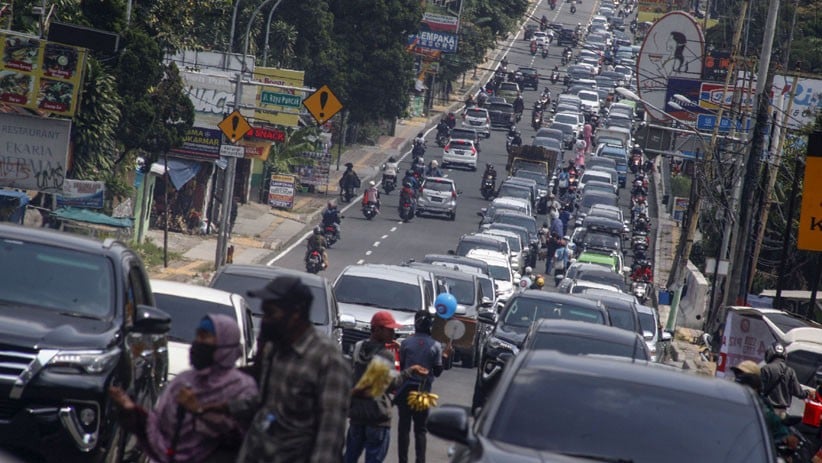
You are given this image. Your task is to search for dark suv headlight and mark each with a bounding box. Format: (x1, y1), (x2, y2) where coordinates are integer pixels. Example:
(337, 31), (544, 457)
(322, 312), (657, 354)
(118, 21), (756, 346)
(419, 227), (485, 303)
(46, 348), (121, 374)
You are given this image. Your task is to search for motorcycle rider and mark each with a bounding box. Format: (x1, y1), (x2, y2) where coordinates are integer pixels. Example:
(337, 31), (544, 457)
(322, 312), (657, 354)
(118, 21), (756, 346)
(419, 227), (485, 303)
(730, 361), (798, 451)
(630, 260), (653, 282)
(403, 168), (420, 191)
(465, 93), (475, 107)
(412, 156), (426, 178)
(436, 119), (450, 138)
(425, 160), (444, 178)
(483, 163), (498, 184)
(339, 162), (360, 199)
(530, 38), (538, 54)
(507, 125), (522, 148)
(530, 274), (545, 290)
(761, 343), (813, 418)
(399, 178), (418, 217)
(305, 226), (328, 269)
(321, 200), (341, 241)
(413, 132), (426, 149)
(382, 156), (399, 185)
(445, 112), (457, 130)
(540, 15), (548, 30)
(362, 180), (381, 213)
(513, 94), (525, 116)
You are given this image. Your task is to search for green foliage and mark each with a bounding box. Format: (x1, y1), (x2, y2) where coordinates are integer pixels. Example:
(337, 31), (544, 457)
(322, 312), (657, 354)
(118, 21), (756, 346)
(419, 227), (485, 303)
(266, 126), (323, 174)
(131, 238), (180, 268)
(670, 175), (691, 198)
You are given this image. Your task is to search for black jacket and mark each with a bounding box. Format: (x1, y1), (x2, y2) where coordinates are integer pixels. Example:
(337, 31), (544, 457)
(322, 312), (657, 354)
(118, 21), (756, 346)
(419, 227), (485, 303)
(761, 359), (807, 409)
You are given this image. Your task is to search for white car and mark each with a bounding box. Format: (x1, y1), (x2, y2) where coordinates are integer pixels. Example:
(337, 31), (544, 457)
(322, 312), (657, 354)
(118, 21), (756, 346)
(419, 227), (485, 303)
(466, 249), (519, 307)
(533, 31), (551, 47)
(462, 107), (491, 138)
(442, 138), (478, 170)
(579, 169), (616, 194)
(552, 112), (584, 137)
(578, 90), (601, 114)
(151, 279), (256, 378)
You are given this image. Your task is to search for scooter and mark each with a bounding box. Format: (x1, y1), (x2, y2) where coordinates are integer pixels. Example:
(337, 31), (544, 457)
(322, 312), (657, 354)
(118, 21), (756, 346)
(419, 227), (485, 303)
(399, 199), (415, 222)
(382, 175), (396, 194)
(323, 224), (338, 247)
(435, 132), (449, 148)
(550, 71), (559, 84)
(341, 186), (356, 203)
(481, 175), (496, 200)
(362, 203), (379, 220)
(630, 280), (649, 304)
(305, 250), (324, 274)
(532, 111), (543, 130)
(541, 46), (548, 59)
(570, 3), (576, 14)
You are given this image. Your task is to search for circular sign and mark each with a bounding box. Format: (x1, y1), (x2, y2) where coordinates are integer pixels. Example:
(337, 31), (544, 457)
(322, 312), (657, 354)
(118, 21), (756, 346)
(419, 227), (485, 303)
(444, 319), (466, 340)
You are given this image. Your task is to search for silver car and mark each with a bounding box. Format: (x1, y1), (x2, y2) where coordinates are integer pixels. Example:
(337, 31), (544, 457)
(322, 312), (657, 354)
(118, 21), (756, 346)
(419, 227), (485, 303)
(417, 176), (458, 220)
(462, 107), (491, 138)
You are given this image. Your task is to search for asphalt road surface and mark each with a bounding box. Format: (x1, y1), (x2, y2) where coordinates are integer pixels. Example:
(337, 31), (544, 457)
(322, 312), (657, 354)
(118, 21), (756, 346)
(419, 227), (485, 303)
(269, 0), (653, 461)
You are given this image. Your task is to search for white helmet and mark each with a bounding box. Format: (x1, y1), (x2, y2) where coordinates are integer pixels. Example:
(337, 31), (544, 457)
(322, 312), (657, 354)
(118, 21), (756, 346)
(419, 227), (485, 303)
(431, 160), (438, 168)
(369, 180), (376, 187)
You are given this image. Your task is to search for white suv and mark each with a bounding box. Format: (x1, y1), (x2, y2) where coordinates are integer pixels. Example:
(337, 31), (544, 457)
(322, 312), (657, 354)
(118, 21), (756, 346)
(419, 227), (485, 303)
(462, 107), (491, 138)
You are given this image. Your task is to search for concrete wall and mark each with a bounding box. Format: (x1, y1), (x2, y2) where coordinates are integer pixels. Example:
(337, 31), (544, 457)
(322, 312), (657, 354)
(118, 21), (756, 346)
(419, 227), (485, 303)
(676, 261), (710, 329)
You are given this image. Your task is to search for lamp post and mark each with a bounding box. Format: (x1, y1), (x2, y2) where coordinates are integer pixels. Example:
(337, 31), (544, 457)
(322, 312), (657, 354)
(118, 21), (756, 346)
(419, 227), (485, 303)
(228, 0), (243, 55)
(216, 0), (281, 268)
(262, 0), (284, 67)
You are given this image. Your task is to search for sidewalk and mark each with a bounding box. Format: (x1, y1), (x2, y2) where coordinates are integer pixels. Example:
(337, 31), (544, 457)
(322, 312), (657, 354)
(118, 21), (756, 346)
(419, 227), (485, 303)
(146, 60), (503, 283)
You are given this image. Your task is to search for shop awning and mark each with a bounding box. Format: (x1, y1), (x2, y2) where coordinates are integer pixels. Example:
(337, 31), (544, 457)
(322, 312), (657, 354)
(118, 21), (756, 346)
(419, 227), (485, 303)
(51, 207), (133, 228)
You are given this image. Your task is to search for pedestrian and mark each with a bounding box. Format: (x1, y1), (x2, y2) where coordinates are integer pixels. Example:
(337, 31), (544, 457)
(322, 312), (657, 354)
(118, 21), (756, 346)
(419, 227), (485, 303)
(583, 123), (592, 154)
(395, 310), (451, 463)
(108, 314), (258, 463)
(761, 343), (814, 418)
(187, 276), (352, 463)
(345, 311), (429, 463)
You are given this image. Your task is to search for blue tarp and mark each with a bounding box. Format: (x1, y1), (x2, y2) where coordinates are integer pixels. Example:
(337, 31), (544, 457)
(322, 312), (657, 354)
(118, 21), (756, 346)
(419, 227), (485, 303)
(52, 207), (133, 228)
(165, 158), (201, 190)
(0, 190), (29, 224)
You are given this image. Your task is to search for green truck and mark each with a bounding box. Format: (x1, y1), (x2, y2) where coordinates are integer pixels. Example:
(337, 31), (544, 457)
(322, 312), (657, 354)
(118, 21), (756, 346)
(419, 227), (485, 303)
(506, 144), (559, 179)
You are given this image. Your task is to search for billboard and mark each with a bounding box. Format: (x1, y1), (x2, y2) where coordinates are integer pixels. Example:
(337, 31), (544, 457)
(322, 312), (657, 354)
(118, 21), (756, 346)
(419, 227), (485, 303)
(180, 68), (258, 128)
(170, 126), (223, 160)
(254, 67), (304, 128)
(57, 179), (105, 209)
(0, 113), (71, 193)
(636, 11), (704, 121)
(0, 32), (87, 117)
(408, 0), (462, 54)
(798, 132), (822, 251)
(663, 78), (712, 122)
(772, 75), (822, 131)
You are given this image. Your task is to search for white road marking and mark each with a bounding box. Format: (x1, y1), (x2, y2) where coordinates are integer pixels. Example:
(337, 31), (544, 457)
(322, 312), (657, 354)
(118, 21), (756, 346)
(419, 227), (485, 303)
(373, 241), (380, 247)
(365, 250), (372, 256)
(382, 234), (389, 239)
(357, 259), (365, 264)
(391, 227), (397, 232)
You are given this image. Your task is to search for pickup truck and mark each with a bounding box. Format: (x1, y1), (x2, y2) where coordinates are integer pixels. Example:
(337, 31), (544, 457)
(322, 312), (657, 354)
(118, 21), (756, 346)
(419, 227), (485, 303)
(506, 145), (559, 179)
(486, 102), (516, 128)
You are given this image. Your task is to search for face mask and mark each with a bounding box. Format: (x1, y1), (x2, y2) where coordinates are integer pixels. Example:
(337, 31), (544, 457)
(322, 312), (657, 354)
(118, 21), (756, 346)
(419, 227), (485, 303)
(189, 342), (217, 370)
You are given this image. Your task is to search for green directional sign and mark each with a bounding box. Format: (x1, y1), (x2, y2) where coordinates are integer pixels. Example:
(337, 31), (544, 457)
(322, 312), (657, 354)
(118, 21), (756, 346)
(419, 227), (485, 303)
(260, 91), (302, 108)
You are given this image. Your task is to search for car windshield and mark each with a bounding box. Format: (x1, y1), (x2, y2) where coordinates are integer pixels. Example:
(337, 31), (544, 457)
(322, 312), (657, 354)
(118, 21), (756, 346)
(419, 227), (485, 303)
(550, 124), (574, 135)
(515, 171), (548, 187)
(211, 273), (329, 324)
(0, 240), (114, 318)
(495, 214), (537, 235)
(554, 114), (577, 125)
(457, 240), (502, 256)
(466, 109), (486, 118)
(487, 371), (768, 463)
(486, 234), (521, 252)
(154, 293), (236, 342)
(604, 306), (637, 332)
(585, 183), (614, 195)
(334, 275), (422, 312)
(787, 349), (822, 386)
(638, 311), (656, 335)
(579, 92), (598, 102)
(528, 333), (646, 359)
(497, 185), (530, 201)
(763, 312), (809, 334)
(488, 225), (529, 245)
(500, 83), (518, 92)
(487, 264), (511, 282)
(443, 278), (476, 306)
(581, 194), (617, 208)
(502, 297), (606, 327)
(478, 277), (495, 301)
(487, 103), (513, 113)
(449, 140), (472, 149)
(582, 231), (622, 251)
(590, 208), (620, 221)
(424, 180), (453, 192)
(450, 130), (476, 140)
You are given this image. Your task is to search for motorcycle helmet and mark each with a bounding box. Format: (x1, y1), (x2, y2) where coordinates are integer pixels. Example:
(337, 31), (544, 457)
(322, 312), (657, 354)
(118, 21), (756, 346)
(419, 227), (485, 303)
(765, 343), (786, 362)
(524, 266), (533, 275)
(327, 200), (336, 209)
(534, 275), (545, 288)
(369, 180), (376, 187)
(406, 169), (415, 177)
(417, 132), (424, 138)
(345, 162), (354, 168)
(431, 160), (438, 168)
(414, 308), (435, 334)
(314, 226), (322, 235)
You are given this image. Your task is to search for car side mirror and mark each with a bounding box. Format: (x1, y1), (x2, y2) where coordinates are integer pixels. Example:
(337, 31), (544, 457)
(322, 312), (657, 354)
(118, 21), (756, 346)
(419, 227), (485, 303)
(427, 406), (476, 447)
(339, 313), (356, 330)
(133, 305), (171, 334)
(662, 330), (673, 342)
(499, 352), (515, 364)
(480, 297), (494, 309)
(622, 266), (632, 274)
(478, 311), (497, 325)
(643, 330), (654, 341)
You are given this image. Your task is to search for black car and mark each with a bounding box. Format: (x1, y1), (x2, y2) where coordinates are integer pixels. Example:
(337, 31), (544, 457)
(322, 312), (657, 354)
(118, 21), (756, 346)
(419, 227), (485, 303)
(582, 215), (627, 237)
(0, 224), (170, 462)
(516, 67), (540, 90)
(471, 291), (607, 411)
(521, 319), (650, 360)
(485, 102), (516, 128)
(432, 351), (776, 462)
(557, 28), (576, 46)
(577, 290), (643, 335)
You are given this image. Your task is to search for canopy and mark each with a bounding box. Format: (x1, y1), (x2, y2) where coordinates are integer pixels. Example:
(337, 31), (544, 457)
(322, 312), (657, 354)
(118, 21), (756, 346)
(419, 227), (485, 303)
(52, 207), (133, 228)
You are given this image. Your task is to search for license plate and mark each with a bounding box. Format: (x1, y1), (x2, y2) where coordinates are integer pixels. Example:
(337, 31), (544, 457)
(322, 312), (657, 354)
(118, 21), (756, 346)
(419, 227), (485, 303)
(454, 150), (465, 155)
(431, 197), (443, 202)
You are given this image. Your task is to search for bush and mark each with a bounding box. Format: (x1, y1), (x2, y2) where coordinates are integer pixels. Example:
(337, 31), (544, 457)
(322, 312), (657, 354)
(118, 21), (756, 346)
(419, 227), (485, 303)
(671, 175), (691, 198)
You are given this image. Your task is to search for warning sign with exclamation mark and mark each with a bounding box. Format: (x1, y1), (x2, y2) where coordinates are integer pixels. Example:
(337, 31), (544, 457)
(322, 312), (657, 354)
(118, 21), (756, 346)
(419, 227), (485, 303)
(303, 85), (343, 125)
(218, 110), (252, 144)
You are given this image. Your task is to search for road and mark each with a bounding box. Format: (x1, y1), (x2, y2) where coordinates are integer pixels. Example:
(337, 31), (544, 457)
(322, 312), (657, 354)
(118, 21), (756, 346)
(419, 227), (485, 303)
(270, 1), (649, 461)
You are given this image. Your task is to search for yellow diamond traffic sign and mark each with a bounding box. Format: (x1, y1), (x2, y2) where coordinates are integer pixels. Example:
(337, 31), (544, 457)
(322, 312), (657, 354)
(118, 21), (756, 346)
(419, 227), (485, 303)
(303, 85), (343, 125)
(218, 110), (252, 143)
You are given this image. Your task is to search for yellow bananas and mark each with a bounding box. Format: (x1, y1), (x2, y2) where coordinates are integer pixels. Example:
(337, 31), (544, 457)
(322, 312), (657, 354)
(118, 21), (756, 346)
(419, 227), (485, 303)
(354, 357), (394, 397)
(407, 390), (439, 412)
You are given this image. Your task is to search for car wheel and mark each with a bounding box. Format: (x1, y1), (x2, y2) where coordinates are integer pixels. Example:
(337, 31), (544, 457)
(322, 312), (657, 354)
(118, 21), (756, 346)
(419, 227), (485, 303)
(449, 212), (456, 221)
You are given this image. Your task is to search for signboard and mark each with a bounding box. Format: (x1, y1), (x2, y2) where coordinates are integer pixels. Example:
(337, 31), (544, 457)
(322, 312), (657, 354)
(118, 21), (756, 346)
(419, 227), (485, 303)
(408, 0), (462, 54)
(237, 138), (271, 161)
(798, 132), (822, 251)
(268, 174), (296, 209)
(636, 12), (704, 121)
(0, 113), (71, 193)
(672, 196), (689, 223)
(715, 310), (775, 378)
(0, 32), (87, 117)
(291, 151), (331, 186)
(219, 144), (244, 158)
(409, 31), (458, 53)
(247, 126), (285, 143)
(218, 110), (251, 143)
(57, 179), (105, 209)
(702, 50), (731, 82)
(178, 68), (257, 128)
(303, 85), (343, 125)
(772, 75), (822, 131)
(698, 81), (753, 112)
(663, 78), (713, 122)
(254, 67), (304, 127)
(696, 114), (752, 132)
(170, 126), (222, 160)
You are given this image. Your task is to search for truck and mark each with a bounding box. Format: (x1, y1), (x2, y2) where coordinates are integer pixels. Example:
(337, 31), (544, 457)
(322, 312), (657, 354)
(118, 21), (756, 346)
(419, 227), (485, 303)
(594, 127), (632, 151)
(506, 145), (559, 179)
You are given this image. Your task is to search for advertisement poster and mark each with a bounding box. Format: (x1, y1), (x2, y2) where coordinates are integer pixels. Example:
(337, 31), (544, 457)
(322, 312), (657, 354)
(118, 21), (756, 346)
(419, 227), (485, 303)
(408, 0), (461, 54)
(772, 75), (822, 131)
(57, 179), (105, 209)
(0, 112), (71, 193)
(715, 310), (776, 378)
(254, 67), (304, 128)
(237, 138), (271, 161)
(170, 127), (223, 160)
(290, 151), (331, 186)
(0, 33), (86, 117)
(268, 174), (296, 209)
(672, 196), (689, 223)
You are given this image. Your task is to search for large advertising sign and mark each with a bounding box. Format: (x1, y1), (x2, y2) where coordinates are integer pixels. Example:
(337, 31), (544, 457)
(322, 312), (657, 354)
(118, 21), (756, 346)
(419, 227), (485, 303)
(57, 179), (105, 209)
(268, 174), (296, 209)
(170, 127), (223, 160)
(798, 132), (822, 251)
(772, 75), (822, 131)
(0, 113), (71, 193)
(715, 310), (776, 378)
(254, 67), (304, 128)
(636, 12), (704, 121)
(0, 32), (87, 117)
(180, 69), (257, 128)
(408, 0), (462, 54)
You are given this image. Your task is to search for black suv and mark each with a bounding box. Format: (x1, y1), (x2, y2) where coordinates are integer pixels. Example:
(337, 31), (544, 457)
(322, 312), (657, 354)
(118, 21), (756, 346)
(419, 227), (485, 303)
(557, 28), (577, 46)
(515, 67), (539, 90)
(0, 224), (170, 462)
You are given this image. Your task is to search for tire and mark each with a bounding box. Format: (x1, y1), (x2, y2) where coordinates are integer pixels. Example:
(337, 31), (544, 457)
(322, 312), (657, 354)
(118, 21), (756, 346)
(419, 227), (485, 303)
(449, 212), (456, 221)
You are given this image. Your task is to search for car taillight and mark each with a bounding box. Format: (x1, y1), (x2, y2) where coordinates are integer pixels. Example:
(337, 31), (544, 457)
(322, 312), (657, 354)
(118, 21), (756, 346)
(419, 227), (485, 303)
(444, 143), (450, 151)
(471, 147), (477, 156)
(452, 191), (457, 199)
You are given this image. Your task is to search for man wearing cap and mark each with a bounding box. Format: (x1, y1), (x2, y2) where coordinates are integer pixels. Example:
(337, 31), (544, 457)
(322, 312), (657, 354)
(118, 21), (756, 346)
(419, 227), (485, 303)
(190, 276), (351, 463)
(345, 311), (428, 463)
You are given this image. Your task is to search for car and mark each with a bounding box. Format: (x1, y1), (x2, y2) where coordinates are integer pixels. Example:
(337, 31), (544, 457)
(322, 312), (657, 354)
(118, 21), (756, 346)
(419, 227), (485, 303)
(478, 229), (525, 273)
(442, 138), (478, 170)
(466, 233), (518, 271)
(551, 112), (584, 135)
(466, 249), (518, 306)
(461, 107), (491, 138)
(577, 290), (642, 335)
(513, 169), (549, 199)
(554, 93), (581, 111)
(579, 179), (617, 197)
(480, 223), (534, 257)
(576, 250), (627, 275)
(151, 279), (256, 377)
(566, 280), (624, 297)
(496, 82), (520, 101)
(485, 101), (516, 128)
(532, 31), (550, 47)
(566, 64), (596, 80)
(334, 264), (432, 353)
(209, 264), (344, 347)
(588, 166), (619, 191)
(496, 181), (534, 206)
(557, 28), (576, 46)
(502, 177), (538, 205)
(0, 224), (170, 462)
(483, 210), (538, 243)
(582, 203), (625, 225)
(636, 304), (672, 361)
(422, 254), (497, 306)
(534, 127), (564, 145)
(606, 116), (634, 132)
(523, 23), (539, 40)
(449, 127), (482, 151)
(580, 215), (628, 238)
(456, 233), (510, 258)
(471, 291), (607, 410)
(557, 267), (628, 293)
(515, 67), (540, 90)
(522, 319), (651, 361)
(577, 89), (601, 114)
(597, 145), (629, 187)
(587, 155), (617, 174)
(548, 122), (577, 149)
(434, 351), (776, 463)
(532, 136), (562, 152)
(579, 169), (616, 194)
(481, 196), (532, 216)
(417, 176), (459, 220)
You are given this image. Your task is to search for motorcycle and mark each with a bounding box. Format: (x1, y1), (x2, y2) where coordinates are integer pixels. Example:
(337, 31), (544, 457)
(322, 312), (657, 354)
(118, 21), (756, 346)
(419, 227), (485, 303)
(412, 142), (425, 162)
(341, 186), (356, 203)
(506, 133), (522, 154)
(481, 175), (496, 200)
(562, 49), (572, 65)
(541, 46), (548, 59)
(306, 250), (324, 274)
(323, 224), (338, 247)
(630, 280), (649, 304)
(382, 175), (396, 194)
(399, 199), (415, 222)
(550, 70), (559, 84)
(530, 42), (537, 55)
(531, 111), (542, 130)
(631, 155), (643, 174)
(570, 4), (576, 14)
(363, 203), (379, 220)
(550, 0), (556, 9)
(436, 132), (449, 148)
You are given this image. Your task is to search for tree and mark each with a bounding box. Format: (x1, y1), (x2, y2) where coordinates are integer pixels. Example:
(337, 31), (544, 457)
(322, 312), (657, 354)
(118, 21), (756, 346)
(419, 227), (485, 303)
(266, 126), (323, 174)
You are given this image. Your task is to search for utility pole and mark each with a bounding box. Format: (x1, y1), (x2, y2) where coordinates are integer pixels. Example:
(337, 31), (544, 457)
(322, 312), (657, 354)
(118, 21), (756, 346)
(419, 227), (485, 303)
(726, 0), (780, 306)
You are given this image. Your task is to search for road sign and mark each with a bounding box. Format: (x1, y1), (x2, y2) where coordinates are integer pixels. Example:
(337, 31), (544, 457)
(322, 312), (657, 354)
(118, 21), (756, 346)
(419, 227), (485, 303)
(260, 91), (302, 108)
(798, 132), (822, 251)
(218, 110), (252, 143)
(219, 144), (245, 158)
(696, 114), (752, 132)
(303, 85), (343, 125)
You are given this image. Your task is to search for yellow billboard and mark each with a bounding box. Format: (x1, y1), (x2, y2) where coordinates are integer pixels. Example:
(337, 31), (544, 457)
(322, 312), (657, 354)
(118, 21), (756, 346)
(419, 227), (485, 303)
(798, 132), (822, 251)
(0, 32), (86, 117)
(254, 67), (304, 128)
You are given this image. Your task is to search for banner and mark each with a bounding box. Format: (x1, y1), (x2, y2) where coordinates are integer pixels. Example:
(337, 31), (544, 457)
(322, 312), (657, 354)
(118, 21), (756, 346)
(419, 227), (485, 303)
(716, 310), (776, 378)
(672, 196), (689, 223)
(798, 132), (822, 251)
(57, 179), (105, 209)
(268, 174), (296, 209)
(179, 69), (257, 128)
(170, 126), (223, 160)
(772, 75), (822, 131)
(237, 138), (271, 161)
(254, 67), (304, 128)
(0, 112), (71, 193)
(408, 0), (461, 54)
(290, 151), (331, 186)
(0, 32), (87, 117)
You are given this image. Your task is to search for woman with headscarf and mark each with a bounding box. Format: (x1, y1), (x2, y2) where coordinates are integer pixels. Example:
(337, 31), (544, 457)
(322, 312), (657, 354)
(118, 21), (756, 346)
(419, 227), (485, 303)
(109, 314), (258, 463)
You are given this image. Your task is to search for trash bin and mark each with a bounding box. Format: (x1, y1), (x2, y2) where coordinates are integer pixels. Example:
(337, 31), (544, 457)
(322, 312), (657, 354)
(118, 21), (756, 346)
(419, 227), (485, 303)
(658, 289), (672, 305)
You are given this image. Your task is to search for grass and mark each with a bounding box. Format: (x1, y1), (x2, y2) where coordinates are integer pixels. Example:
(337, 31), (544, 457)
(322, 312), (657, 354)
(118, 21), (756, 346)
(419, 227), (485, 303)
(132, 238), (181, 268)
